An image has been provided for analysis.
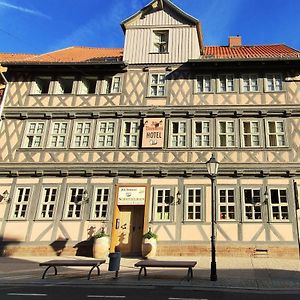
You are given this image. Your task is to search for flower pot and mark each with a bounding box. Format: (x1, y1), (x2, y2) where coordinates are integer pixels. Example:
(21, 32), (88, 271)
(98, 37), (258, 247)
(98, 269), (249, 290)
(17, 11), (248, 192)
(93, 236), (110, 259)
(142, 237), (157, 258)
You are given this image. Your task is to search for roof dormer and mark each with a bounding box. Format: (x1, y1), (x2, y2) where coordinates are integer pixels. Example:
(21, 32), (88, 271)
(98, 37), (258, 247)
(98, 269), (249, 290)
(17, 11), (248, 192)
(121, 0), (204, 64)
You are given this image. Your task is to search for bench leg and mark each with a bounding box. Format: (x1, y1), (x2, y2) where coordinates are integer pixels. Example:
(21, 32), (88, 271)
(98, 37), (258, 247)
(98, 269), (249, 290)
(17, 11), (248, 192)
(138, 267), (147, 280)
(42, 266), (57, 279)
(88, 265), (100, 280)
(187, 267), (193, 281)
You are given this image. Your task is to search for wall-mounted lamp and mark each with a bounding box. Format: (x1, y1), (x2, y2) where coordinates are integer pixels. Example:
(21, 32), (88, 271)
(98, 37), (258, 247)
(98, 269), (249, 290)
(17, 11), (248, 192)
(0, 190), (10, 203)
(166, 191), (181, 205)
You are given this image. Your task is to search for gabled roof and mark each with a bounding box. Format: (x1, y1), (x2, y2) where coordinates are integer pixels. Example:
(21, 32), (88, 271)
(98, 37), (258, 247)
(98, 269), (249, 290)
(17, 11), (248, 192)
(0, 47), (123, 64)
(121, 0), (204, 54)
(1, 44), (299, 64)
(203, 44), (300, 59)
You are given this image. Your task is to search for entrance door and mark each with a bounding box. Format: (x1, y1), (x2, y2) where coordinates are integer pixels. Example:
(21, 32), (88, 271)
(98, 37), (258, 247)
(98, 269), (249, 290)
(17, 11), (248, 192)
(115, 205), (144, 256)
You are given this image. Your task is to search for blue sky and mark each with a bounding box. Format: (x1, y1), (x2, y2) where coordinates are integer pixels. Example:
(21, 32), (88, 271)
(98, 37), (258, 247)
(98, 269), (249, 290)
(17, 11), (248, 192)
(0, 0), (300, 54)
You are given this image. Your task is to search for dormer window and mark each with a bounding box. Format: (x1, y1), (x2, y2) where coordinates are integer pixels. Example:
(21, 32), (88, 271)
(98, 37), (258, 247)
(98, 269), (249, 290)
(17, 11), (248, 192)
(153, 30), (169, 53)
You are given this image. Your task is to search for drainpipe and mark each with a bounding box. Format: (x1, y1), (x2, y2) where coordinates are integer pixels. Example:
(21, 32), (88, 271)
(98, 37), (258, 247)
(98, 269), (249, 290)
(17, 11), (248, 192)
(0, 64), (8, 132)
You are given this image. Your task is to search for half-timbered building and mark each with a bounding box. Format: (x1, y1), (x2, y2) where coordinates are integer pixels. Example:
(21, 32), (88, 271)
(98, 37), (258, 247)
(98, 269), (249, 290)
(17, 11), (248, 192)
(0, 0), (300, 258)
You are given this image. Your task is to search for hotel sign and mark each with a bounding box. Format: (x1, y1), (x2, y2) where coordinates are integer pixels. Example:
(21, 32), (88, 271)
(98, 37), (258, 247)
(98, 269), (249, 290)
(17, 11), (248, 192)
(142, 118), (165, 148)
(118, 186), (146, 205)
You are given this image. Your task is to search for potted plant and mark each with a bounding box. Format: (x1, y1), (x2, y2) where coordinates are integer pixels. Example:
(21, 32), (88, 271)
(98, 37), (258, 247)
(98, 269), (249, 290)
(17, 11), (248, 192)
(142, 229), (158, 258)
(93, 229), (110, 259)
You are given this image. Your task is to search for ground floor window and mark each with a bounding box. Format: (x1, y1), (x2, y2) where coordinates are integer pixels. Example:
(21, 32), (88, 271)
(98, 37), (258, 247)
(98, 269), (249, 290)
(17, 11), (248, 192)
(11, 187), (31, 219)
(218, 188), (236, 220)
(153, 188), (171, 221)
(37, 187), (58, 219)
(90, 187), (110, 219)
(64, 187), (85, 219)
(185, 188), (202, 221)
(269, 189), (289, 221)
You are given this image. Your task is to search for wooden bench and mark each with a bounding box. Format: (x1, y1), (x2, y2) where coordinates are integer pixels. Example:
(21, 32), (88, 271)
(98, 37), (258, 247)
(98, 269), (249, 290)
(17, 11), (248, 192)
(39, 259), (106, 280)
(134, 260), (197, 281)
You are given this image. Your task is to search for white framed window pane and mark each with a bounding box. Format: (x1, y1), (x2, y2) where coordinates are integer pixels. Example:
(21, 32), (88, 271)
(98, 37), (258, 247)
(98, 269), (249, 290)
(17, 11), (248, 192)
(154, 189), (171, 221)
(12, 187), (31, 219)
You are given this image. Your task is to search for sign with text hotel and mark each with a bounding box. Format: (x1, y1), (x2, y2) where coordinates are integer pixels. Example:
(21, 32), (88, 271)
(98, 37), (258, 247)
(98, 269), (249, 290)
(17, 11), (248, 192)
(142, 118), (165, 148)
(118, 186), (146, 205)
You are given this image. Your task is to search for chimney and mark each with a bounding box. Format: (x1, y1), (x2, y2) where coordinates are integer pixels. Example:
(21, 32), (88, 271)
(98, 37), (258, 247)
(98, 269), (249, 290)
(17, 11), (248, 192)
(229, 35), (242, 47)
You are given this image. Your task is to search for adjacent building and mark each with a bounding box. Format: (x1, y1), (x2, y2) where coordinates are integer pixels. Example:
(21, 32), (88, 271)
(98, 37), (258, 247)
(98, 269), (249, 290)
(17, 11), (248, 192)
(0, 0), (300, 258)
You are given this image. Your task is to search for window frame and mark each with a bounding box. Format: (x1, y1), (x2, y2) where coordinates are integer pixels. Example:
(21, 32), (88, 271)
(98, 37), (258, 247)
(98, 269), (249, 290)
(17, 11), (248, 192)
(152, 30), (169, 54)
(217, 74), (235, 93)
(265, 119), (288, 148)
(195, 74), (213, 93)
(63, 186), (86, 220)
(184, 186), (203, 222)
(148, 73), (167, 97)
(152, 187), (174, 222)
(241, 74), (259, 93)
(119, 119), (140, 148)
(70, 120), (94, 148)
(47, 121), (70, 148)
(268, 188), (290, 222)
(217, 187), (237, 221)
(240, 119), (263, 148)
(22, 121), (47, 149)
(36, 186), (59, 220)
(9, 186), (32, 220)
(168, 119), (188, 148)
(216, 119), (237, 148)
(265, 73), (284, 92)
(192, 119), (212, 148)
(242, 187), (263, 222)
(89, 186), (111, 220)
(101, 75), (122, 94)
(94, 119), (117, 148)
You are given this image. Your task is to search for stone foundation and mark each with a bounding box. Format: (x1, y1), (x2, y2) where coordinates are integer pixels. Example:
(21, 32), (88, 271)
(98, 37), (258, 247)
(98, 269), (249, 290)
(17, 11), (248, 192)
(1, 243), (299, 259)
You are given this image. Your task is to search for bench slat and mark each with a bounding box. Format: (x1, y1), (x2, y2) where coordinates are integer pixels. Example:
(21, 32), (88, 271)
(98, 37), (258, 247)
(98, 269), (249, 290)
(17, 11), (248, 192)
(39, 259), (105, 267)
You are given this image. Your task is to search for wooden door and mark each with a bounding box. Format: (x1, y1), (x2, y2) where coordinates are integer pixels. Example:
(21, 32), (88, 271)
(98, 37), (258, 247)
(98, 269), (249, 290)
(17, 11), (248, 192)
(115, 205), (144, 255)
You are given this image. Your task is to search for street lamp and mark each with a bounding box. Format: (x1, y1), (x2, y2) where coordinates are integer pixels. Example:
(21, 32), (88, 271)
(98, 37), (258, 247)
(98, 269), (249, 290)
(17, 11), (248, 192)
(206, 154), (219, 281)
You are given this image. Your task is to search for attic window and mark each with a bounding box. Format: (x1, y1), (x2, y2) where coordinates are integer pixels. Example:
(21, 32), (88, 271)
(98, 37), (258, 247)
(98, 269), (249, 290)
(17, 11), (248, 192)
(153, 30), (169, 53)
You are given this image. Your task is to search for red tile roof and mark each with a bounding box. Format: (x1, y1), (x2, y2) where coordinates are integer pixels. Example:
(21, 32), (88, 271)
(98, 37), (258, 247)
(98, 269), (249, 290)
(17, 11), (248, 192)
(203, 44), (300, 59)
(0, 45), (299, 63)
(0, 53), (36, 62)
(0, 47), (123, 63)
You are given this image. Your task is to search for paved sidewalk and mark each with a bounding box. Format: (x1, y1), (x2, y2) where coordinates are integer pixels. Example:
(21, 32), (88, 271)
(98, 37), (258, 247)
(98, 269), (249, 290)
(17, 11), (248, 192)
(0, 255), (299, 290)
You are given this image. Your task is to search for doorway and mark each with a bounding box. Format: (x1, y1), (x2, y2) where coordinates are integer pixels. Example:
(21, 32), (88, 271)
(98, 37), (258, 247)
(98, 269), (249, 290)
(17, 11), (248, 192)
(115, 205), (144, 256)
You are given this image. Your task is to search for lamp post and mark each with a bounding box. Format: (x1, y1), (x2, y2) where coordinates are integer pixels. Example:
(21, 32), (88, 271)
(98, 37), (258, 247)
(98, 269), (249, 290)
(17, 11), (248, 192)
(206, 154), (219, 281)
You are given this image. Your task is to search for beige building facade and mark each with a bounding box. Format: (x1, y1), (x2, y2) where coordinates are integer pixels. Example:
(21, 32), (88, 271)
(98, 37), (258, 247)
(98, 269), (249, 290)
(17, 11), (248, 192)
(0, 0), (300, 258)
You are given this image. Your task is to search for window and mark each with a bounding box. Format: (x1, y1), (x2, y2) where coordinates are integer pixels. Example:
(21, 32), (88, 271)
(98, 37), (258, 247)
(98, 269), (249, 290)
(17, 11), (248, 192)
(153, 188), (171, 221)
(217, 120), (236, 147)
(266, 74), (283, 91)
(170, 120), (187, 147)
(32, 77), (51, 94)
(11, 187), (31, 219)
(23, 122), (45, 148)
(64, 187), (85, 219)
(120, 120), (140, 147)
(149, 74), (166, 97)
(196, 75), (212, 93)
(95, 120), (116, 148)
(79, 77), (97, 94)
(71, 121), (92, 148)
(90, 187), (110, 219)
(49, 122), (69, 148)
(153, 30), (168, 53)
(242, 74), (259, 92)
(241, 121), (261, 147)
(55, 77), (74, 94)
(37, 187), (58, 219)
(219, 74), (234, 92)
(185, 188), (202, 221)
(102, 76), (121, 94)
(218, 189), (236, 220)
(192, 120), (210, 147)
(243, 188), (262, 221)
(266, 120), (286, 147)
(269, 189), (289, 221)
